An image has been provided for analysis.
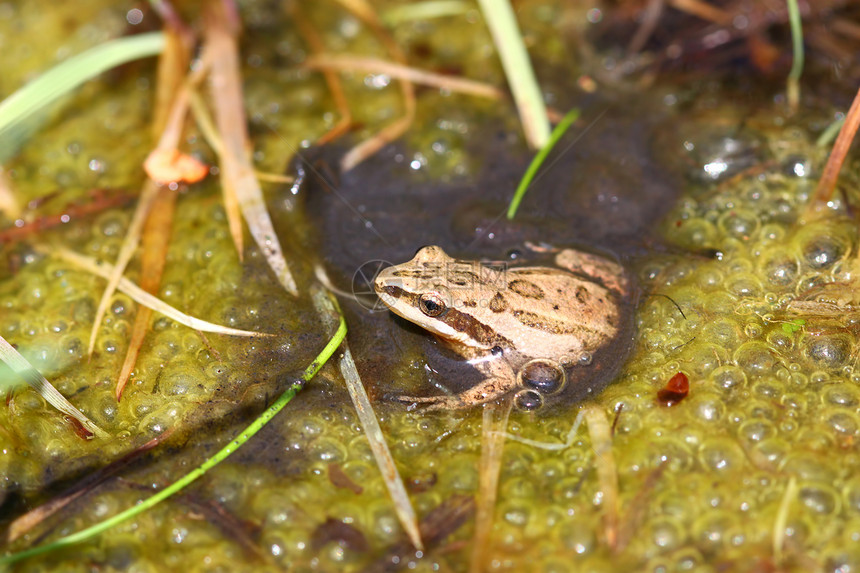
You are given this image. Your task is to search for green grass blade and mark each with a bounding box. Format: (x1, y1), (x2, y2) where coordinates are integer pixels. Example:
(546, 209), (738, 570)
(506, 108), (580, 219)
(816, 117), (844, 148)
(0, 311), (347, 566)
(0, 32), (165, 150)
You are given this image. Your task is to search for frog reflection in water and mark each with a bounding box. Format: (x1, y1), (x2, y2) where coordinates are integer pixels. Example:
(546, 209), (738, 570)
(374, 245), (632, 411)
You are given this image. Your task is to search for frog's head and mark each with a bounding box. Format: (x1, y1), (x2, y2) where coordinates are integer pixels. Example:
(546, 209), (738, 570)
(374, 246), (486, 346)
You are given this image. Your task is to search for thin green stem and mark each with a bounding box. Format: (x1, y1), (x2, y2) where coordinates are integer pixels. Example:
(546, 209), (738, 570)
(786, 0), (803, 110)
(0, 315), (347, 566)
(506, 108), (580, 219)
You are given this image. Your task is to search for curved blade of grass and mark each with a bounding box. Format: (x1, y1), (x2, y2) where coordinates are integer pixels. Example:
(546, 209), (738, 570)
(0, 32), (165, 150)
(477, 0), (549, 150)
(339, 347), (424, 551)
(786, 0), (804, 111)
(52, 246), (269, 338)
(0, 336), (107, 439)
(506, 108), (580, 219)
(0, 304), (346, 566)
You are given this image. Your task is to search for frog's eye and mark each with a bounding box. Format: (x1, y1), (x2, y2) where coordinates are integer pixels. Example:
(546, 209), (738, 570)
(418, 293), (446, 317)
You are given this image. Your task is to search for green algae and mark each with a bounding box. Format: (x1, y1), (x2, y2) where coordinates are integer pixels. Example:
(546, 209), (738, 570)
(2, 1), (860, 572)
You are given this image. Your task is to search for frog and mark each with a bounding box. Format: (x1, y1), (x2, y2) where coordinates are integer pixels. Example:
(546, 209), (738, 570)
(373, 245), (633, 411)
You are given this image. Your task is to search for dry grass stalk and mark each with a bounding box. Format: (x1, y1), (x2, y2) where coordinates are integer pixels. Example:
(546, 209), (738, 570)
(469, 398), (512, 573)
(0, 166), (19, 218)
(115, 187), (178, 400)
(203, 0), (299, 294)
(668, 0), (732, 25)
(291, 2), (353, 145)
(52, 246), (269, 338)
(627, 0), (665, 54)
(773, 476), (798, 564)
(0, 336), (108, 439)
(334, 0), (416, 171)
(585, 406), (619, 550)
(476, 0), (549, 149)
(87, 183), (158, 358)
(87, 27), (198, 359)
(806, 86), (860, 213)
(338, 347), (424, 551)
(304, 55), (504, 99)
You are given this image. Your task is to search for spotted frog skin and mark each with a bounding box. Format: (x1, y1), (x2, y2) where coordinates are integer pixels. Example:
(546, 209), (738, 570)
(374, 246), (632, 411)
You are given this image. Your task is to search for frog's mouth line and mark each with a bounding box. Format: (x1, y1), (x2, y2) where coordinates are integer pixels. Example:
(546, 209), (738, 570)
(374, 284), (405, 308)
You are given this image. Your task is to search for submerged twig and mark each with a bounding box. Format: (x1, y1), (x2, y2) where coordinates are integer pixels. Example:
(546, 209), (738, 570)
(0, 336), (107, 439)
(0, 189), (134, 244)
(115, 187), (178, 401)
(114, 25), (198, 401)
(367, 495), (475, 572)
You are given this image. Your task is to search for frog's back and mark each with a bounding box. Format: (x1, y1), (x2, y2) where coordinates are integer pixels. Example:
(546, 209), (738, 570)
(456, 265), (624, 362)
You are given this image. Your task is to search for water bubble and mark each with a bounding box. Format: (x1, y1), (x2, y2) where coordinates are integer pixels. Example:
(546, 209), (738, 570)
(733, 341), (777, 376)
(803, 335), (851, 370)
(711, 365), (748, 391)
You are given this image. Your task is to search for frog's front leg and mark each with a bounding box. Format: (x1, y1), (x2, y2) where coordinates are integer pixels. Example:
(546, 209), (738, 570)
(398, 356), (517, 411)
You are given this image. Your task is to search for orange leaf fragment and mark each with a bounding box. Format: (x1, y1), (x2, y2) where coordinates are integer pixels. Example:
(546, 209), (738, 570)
(657, 372), (690, 406)
(144, 149), (208, 184)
